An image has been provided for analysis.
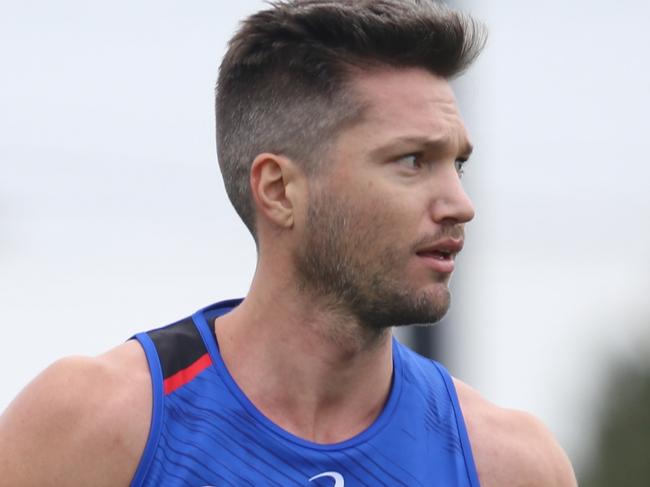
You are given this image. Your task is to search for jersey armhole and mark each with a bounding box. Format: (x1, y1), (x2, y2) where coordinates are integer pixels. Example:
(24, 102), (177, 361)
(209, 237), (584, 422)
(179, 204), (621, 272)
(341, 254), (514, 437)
(129, 333), (165, 487)
(433, 362), (482, 487)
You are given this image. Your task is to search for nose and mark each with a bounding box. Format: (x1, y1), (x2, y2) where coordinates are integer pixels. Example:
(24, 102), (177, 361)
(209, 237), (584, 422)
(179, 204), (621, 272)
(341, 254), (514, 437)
(430, 169), (475, 225)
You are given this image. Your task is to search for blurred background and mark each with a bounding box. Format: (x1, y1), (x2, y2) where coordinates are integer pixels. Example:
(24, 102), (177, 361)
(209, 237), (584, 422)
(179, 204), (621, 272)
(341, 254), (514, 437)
(1, 0), (648, 483)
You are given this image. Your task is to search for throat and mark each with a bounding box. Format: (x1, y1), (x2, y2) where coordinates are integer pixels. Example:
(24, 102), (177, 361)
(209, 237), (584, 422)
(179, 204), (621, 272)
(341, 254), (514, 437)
(214, 294), (395, 445)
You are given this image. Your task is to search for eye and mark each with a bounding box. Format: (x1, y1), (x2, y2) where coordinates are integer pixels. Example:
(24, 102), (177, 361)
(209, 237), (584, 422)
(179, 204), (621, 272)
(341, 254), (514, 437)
(395, 153), (422, 170)
(455, 158), (468, 178)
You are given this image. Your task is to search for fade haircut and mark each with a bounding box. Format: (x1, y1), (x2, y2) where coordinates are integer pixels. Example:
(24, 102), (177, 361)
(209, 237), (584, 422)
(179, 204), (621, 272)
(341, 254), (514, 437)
(216, 0), (486, 239)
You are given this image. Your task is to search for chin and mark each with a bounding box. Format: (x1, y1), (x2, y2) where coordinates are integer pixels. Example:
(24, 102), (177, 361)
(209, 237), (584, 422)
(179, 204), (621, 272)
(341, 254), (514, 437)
(379, 286), (451, 329)
(420, 286), (452, 320)
(420, 280), (451, 301)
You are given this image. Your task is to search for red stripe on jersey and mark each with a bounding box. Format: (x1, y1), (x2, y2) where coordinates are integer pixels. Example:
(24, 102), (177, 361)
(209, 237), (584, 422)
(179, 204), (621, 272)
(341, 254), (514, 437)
(164, 353), (212, 395)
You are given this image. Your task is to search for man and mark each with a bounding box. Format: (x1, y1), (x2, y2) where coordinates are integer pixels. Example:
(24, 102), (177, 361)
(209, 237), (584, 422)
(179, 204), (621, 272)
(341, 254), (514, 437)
(0, 1), (577, 486)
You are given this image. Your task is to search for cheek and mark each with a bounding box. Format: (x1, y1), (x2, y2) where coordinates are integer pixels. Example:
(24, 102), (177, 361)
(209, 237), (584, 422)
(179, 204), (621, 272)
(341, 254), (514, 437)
(348, 190), (419, 248)
(364, 179), (422, 220)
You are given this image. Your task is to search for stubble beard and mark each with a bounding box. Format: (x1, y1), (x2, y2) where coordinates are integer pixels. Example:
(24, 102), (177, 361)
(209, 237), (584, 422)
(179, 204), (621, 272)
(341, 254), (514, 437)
(293, 189), (451, 332)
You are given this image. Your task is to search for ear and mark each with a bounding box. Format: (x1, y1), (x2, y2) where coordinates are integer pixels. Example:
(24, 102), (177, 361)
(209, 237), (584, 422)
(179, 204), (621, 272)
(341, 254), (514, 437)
(250, 153), (303, 230)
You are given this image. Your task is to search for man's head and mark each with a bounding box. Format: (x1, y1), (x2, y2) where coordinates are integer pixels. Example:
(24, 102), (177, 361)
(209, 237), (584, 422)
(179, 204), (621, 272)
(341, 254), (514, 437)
(293, 67), (475, 329)
(216, 0), (486, 329)
(216, 0), (485, 239)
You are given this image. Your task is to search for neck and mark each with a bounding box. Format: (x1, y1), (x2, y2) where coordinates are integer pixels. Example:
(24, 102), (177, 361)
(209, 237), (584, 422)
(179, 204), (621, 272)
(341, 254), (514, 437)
(214, 269), (394, 444)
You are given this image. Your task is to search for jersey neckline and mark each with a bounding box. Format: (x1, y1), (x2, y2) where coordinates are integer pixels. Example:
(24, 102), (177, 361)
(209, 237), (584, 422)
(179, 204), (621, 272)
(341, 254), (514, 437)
(192, 298), (404, 452)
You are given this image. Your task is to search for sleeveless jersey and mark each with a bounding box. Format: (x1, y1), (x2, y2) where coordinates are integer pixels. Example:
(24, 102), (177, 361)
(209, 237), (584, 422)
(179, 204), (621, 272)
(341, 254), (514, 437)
(130, 299), (480, 487)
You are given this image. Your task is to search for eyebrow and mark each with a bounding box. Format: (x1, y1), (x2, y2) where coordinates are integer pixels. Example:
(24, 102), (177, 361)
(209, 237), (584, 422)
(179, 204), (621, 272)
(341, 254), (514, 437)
(370, 135), (474, 161)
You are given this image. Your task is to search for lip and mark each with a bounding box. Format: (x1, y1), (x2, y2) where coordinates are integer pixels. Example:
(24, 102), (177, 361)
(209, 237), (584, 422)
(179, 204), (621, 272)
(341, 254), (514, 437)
(415, 238), (464, 274)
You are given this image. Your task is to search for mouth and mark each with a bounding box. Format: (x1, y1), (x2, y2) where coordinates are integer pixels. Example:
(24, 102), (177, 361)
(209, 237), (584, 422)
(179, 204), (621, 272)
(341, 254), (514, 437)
(417, 249), (454, 260)
(415, 239), (463, 274)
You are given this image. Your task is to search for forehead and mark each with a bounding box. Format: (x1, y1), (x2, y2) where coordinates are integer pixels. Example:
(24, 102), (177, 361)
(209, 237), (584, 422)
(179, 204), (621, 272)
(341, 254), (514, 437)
(343, 67), (470, 153)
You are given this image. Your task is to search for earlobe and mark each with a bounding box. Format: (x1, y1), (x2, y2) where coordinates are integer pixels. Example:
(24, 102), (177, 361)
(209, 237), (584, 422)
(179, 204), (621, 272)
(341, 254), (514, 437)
(250, 153), (299, 230)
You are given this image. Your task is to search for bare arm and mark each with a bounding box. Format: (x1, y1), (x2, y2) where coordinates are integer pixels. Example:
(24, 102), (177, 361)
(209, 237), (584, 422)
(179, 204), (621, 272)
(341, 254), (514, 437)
(454, 379), (577, 487)
(0, 342), (151, 487)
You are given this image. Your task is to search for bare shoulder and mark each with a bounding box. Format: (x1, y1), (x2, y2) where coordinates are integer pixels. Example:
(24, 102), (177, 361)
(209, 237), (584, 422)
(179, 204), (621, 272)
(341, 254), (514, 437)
(453, 378), (577, 487)
(0, 340), (151, 487)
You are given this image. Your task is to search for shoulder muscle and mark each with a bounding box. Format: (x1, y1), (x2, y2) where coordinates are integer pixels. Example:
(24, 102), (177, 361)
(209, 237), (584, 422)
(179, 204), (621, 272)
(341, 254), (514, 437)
(453, 378), (577, 487)
(0, 340), (151, 487)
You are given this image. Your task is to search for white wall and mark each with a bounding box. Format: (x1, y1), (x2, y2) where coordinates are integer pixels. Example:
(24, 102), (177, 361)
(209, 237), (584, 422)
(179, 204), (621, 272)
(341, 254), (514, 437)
(451, 0), (650, 474)
(1, 0), (261, 408)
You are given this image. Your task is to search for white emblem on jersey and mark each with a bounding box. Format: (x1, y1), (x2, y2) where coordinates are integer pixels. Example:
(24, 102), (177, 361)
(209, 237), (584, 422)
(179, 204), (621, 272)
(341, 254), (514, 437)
(309, 471), (345, 487)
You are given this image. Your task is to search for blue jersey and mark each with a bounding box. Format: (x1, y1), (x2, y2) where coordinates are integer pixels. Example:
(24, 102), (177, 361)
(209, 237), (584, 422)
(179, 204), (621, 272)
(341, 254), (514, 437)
(131, 299), (480, 487)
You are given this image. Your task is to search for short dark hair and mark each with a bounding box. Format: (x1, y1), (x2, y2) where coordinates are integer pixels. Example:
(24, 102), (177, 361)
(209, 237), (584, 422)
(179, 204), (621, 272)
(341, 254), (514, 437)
(216, 0), (486, 238)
